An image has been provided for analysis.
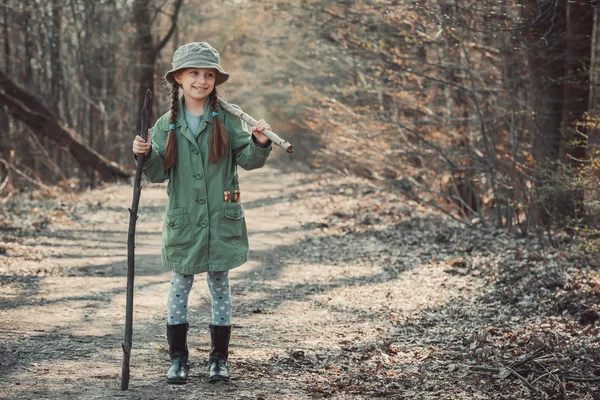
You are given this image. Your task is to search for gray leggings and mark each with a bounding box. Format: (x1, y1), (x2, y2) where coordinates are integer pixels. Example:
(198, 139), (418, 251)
(167, 271), (232, 326)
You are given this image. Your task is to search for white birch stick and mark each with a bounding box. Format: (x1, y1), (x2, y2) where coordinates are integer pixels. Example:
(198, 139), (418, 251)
(218, 98), (294, 153)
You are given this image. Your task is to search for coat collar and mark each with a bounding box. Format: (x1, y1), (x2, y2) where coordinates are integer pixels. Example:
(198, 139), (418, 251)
(174, 96), (216, 148)
(175, 96), (215, 128)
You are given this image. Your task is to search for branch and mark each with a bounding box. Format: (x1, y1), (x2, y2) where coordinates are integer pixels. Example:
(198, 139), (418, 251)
(155, 0), (184, 53)
(26, 128), (71, 187)
(0, 70), (131, 181)
(0, 157), (51, 192)
(504, 366), (541, 394)
(218, 98), (294, 153)
(564, 375), (600, 383)
(509, 348), (546, 370)
(0, 158), (9, 194)
(460, 38), (501, 225)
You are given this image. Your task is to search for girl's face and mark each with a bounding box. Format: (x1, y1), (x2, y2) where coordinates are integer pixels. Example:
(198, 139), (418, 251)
(175, 68), (217, 105)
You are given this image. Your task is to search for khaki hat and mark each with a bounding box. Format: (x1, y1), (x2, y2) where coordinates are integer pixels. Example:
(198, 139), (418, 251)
(164, 42), (229, 86)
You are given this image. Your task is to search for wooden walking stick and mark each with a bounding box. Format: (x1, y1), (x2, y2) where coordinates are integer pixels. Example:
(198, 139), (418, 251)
(121, 89), (152, 390)
(218, 98), (294, 153)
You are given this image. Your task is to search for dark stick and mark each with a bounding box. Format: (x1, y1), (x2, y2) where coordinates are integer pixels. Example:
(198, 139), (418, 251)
(509, 347), (546, 370)
(469, 366), (501, 374)
(504, 366), (541, 394)
(564, 376), (600, 382)
(121, 89), (152, 391)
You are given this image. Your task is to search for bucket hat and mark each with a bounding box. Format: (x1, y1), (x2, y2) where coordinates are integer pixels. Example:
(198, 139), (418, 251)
(164, 42), (229, 86)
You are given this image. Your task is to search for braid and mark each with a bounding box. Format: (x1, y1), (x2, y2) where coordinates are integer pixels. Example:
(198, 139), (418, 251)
(210, 87), (219, 112)
(209, 88), (228, 163)
(163, 81), (179, 170)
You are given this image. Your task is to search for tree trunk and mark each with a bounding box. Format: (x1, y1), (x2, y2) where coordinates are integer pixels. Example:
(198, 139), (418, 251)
(50, 0), (61, 115)
(589, 6), (600, 152)
(0, 0), (11, 173)
(2, 0), (9, 74)
(132, 0), (184, 133)
(558, 0), (594, 220)
(133, 0), (157, 133)
(521, 0), (567, 227)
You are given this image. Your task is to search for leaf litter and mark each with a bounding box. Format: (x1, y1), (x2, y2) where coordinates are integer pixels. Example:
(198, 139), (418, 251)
(0, 171), (598, 399)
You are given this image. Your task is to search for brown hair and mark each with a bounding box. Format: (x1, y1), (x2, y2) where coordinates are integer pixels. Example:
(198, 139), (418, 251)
(162, 81), (228, 169)
(209, 88), (228, 163)
(163, 81), (179, 170)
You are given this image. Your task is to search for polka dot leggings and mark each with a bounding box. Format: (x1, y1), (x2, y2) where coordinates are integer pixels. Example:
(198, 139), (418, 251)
(167, 271), (232, 326)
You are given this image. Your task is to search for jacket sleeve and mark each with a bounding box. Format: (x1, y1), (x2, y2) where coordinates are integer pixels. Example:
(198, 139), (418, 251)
(133, 125), (170, 183)
(226, 105), (272, 171)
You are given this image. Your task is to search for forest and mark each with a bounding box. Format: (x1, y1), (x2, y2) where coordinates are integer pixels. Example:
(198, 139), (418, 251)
(1, 1), (599, 399)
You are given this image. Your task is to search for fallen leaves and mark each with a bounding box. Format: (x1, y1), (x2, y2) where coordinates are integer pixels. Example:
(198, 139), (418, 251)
(1, 171), (598, 399)
(283, 173), (599, 399)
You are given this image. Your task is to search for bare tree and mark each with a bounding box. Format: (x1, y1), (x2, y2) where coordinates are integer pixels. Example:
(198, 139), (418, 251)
(133, 0), (183, 132)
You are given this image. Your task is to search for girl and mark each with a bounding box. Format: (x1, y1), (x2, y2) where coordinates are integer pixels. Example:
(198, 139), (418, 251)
(132, 42), (273, 385)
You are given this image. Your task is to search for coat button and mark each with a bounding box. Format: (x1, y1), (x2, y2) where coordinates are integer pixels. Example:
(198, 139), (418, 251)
(200, 221), (207, 228)
(233, 211), (239, 218)
(192, 148), (199, 154)
(167, 221), (174, 227)
(198, 198), (206, 204)
(194, 172), (203, 179)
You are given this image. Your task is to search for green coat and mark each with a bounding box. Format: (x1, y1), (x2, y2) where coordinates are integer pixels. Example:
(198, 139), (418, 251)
(137, 97), (272, 274)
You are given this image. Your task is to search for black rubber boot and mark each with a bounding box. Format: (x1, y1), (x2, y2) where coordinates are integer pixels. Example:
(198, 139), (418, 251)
(208, 324), (231, 383)
(166, 323), (190, 384)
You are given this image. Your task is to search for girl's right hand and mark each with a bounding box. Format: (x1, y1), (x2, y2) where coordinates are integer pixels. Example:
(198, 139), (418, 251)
(132, 129), (152, 156)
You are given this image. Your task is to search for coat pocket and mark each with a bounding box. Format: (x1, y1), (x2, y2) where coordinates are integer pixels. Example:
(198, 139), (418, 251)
(163, 208), (194, 247)
(218, 203), (245, 239)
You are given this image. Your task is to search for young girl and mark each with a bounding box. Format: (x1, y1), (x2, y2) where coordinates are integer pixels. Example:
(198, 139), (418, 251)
(132, 42), (273, 385)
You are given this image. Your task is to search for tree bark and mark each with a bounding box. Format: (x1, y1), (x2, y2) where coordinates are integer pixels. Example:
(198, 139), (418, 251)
(0, 70), (131, 181)
(559, 0), (594, 220)
(132, 0), (184, 134)
(526, 1), (566, 163)
(2, 0), (9, 74)
(521, 0), (567, 227)
(50, 0), (61, 115)
(0, 0), (11, 167)
(133, 0), (155, 132)
(589, 7), (600, 152)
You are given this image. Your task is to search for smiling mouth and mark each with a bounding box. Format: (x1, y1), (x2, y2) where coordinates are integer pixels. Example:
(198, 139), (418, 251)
(192, 86), (209, 91)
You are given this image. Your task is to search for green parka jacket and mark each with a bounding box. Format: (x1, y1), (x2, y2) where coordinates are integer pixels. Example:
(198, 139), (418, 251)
(136, 97), (272, 274)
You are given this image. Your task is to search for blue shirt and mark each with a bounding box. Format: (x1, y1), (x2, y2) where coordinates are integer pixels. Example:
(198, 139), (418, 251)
(183, 107), (204, 138)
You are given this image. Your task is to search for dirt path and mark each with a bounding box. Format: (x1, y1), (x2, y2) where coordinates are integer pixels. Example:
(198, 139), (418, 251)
(1, 164), (314, 399)
(1, 164), (597, 399)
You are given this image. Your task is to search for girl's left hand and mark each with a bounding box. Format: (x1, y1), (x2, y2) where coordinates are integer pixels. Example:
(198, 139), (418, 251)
(252, 119), (271, 145)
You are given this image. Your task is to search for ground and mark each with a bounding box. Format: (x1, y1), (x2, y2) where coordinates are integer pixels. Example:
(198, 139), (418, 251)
(1, 162), (599, 400)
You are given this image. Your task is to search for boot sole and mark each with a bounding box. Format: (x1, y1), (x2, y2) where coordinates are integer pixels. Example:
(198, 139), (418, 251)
(167, 379), (188, 385)
(208, 375), (230, 383)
